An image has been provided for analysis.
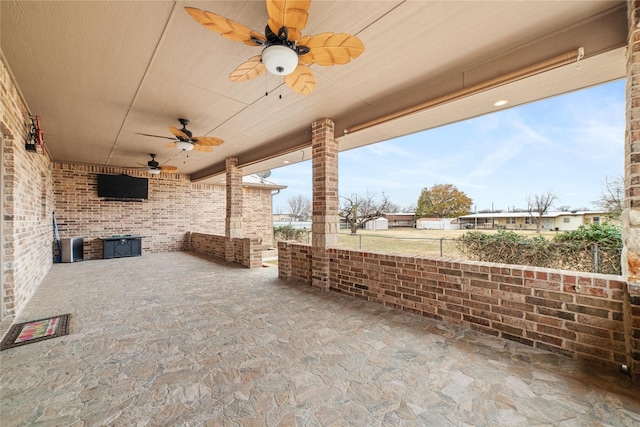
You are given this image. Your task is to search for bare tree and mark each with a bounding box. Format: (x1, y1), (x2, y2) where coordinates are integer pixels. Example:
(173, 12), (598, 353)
(593, 174), (623, 219)
(340, 191), (390, 234)
(287, 194), (311, 221)
(527, 192), (559, 233)
(386, 201), (402, 213)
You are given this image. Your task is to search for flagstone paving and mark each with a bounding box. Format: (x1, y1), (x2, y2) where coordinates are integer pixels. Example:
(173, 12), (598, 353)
(1, 252), (639, 426)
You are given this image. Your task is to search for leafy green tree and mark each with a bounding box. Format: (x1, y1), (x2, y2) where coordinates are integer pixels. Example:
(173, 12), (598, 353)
(415, 184), (472, 218)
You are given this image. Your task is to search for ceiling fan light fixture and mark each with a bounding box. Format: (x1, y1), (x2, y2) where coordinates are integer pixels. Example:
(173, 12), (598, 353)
(262, 45), (298, 76)
(148, 168), (161, 175)
(175, 141), (194, 151)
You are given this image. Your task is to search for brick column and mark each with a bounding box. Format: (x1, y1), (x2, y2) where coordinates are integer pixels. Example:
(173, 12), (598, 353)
(624, 0), (640, 382)
(225, 157), (243, 262)
(311, 118), (339, 290)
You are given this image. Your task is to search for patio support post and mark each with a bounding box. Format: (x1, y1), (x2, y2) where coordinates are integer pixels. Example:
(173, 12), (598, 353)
(225, 156), (243, 262)
(623, 0), (640, 382)
(311, 118), (339, 290)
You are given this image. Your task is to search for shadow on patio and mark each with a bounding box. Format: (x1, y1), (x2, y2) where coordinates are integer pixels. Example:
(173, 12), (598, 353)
(1, 252), (639, 426)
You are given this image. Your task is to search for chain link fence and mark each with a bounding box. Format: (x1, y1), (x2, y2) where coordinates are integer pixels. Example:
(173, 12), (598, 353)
(274, 230), (621, 275)
(336, 233), (620, 275)
(338, 233), (460, 258)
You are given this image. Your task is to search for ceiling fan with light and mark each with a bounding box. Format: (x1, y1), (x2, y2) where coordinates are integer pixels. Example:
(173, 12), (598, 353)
(136, 118), (224, 152)
(137, 153), (178, 175)
(184, 0), (365, 95)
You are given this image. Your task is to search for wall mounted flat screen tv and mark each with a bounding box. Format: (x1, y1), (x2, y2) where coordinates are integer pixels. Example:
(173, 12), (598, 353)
(97, 174), (148, 200)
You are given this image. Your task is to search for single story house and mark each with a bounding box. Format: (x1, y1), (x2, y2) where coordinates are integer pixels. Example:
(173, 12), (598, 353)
(383, 213), (416, 228)
(458, 210), (611, 231)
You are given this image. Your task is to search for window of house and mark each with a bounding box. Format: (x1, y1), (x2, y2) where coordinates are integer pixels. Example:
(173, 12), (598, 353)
(563, 218), (570, 223)
(593, 217), (600, 224)
(506, 218), (516, 224)
(525, 217), (534, 224)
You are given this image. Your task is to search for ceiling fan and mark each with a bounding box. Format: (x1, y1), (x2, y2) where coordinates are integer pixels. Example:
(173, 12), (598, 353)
(185, 0), (365, 95)
(136, 118), (224, 152)
(137, 154), (178, 175)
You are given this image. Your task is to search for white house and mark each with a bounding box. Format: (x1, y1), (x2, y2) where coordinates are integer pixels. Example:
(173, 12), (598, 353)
(457, 210), (611, 231)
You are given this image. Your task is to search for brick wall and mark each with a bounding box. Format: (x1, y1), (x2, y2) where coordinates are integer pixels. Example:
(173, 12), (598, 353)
(625, 0), (640, 382)
(190, 232), (262, 268)
(233, 237), (263, 268)
(53, 163), (191, 259)
(278, 241), (312, 282)
(189, 232), (226, 260)
(190, 183), (225, 237)
(1, 57), (54, 318)
(52, 163), (274, 260)
(243, 187), (274, 247)
(280, 244), (627, 372)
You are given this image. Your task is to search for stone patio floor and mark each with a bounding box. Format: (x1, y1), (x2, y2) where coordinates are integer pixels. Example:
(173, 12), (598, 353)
(1, 251), (639, 426)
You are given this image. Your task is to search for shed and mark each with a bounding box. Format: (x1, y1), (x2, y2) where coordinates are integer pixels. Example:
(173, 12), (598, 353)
(365, 217), (389, 230)
(416, 218), (457, 230)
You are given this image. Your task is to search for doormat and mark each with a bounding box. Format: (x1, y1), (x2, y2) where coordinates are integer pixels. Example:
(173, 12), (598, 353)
(0, 314), (70, 350)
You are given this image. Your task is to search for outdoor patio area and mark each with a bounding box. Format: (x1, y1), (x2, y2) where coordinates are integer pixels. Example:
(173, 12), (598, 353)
(1, 251), (639, 426)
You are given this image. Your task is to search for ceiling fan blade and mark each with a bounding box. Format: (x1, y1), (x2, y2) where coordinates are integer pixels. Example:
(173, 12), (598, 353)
(266, 0), (310, 42)
(168, 126), (190, 140)
(192, 136), (224, 146)
(136, 162), (147, 167)
(298, 33), (365, 66)
(161, 165), (178, 173)
(229, 56), (266, 82)
(184, 7), (266, 46)
(163, 142), (177, 149)
(135, 132), (176, 141)
(193, 144), (214, 152)
(284, 64), (316, 95)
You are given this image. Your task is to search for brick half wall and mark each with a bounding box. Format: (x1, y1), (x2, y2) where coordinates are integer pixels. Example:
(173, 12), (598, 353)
(190, 232), (262, 268)
(280, 243), (627, 373)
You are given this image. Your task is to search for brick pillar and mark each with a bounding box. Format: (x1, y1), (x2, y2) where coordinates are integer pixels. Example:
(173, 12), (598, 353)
(277, 241), (292, 279)
(311, 118), (339, 290)
(225, 157), (243, 262)
(624, 0), (640, 382)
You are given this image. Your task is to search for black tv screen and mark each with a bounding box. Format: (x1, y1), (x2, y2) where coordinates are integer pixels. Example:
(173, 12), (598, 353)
(97, 174), (148, 200)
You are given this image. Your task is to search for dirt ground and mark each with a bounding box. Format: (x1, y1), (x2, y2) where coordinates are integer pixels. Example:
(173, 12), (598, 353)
(268, 228), (558, 260)
(339, 227), (557, 239)
(336, 227), (557, 258)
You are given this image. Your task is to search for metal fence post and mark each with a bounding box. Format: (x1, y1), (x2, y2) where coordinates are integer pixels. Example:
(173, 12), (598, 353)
(593, 243), (599, 274)
(359, 234), (362, 249)
(440, 238), (444, 257)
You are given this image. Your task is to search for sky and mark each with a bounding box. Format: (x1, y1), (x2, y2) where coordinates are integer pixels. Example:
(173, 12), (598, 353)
(270, 79), (624, 214)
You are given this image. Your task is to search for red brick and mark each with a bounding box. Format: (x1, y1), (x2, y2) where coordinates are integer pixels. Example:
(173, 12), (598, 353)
(526, 331), (563, 347)
(537, 324), (576, 340)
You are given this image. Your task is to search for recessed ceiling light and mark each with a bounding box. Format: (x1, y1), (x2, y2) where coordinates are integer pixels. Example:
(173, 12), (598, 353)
(283, 160), (290, 164)
(494, 100), (508, 107)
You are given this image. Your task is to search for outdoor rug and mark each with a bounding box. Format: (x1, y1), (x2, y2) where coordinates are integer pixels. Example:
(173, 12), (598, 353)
(0, 314), (70, 350)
